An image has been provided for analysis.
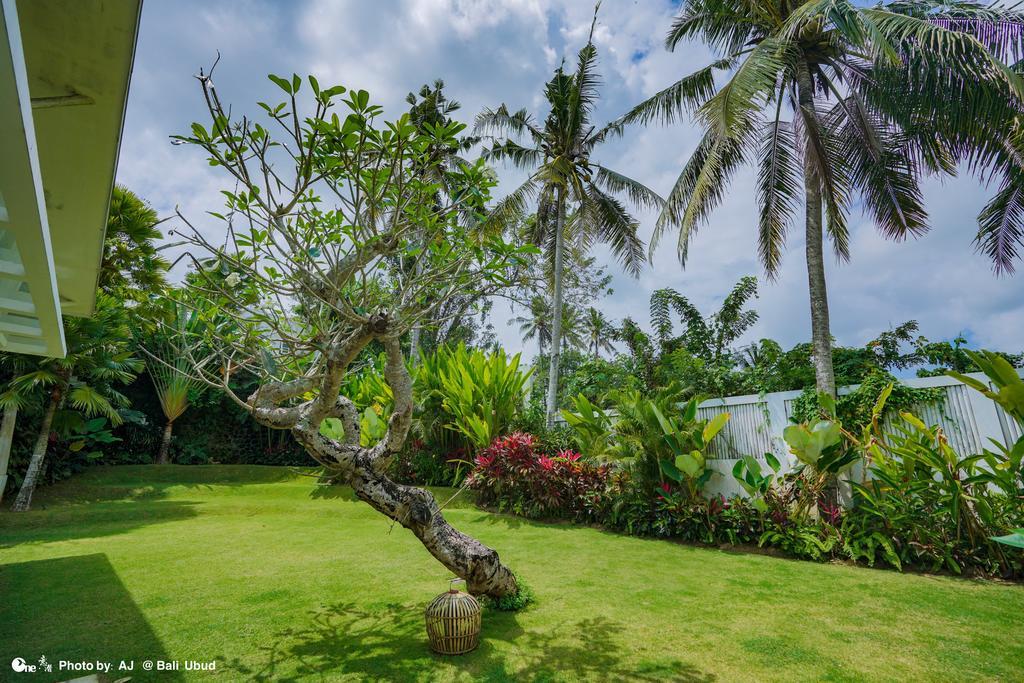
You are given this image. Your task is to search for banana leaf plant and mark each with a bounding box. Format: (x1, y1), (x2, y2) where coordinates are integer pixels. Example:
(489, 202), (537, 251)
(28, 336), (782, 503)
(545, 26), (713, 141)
(560, 394), (614, 459)
(949, 349), (1024, 495)
(732, 452), (782, 513)
(782, 399), (857, 518)
(992, 530), (1024, 549)
(655, 400), (729, 501)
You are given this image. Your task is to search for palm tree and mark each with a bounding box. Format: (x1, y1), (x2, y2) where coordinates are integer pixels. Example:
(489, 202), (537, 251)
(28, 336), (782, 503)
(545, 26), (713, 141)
(582, 307), (617, 359)
(102, 186), (170, 315)
(514, 295), (554, 358)
(620, 0), (1024, 396)
(143, 299), (207, 465)
(2, 295), (141, 511)
(513, 296), (585, 359)
(478, 8), (664, 423)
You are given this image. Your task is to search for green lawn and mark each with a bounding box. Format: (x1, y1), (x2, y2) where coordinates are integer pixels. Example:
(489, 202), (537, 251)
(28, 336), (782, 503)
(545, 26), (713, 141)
(1, 466), (1021, 682)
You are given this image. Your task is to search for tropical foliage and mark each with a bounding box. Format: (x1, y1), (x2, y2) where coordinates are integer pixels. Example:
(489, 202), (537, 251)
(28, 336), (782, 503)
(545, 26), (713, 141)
(2, 296), (142, 510)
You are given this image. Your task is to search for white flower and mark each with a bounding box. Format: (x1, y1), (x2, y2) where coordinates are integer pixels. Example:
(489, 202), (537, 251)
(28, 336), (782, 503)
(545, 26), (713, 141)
(225, 272), (241, 287)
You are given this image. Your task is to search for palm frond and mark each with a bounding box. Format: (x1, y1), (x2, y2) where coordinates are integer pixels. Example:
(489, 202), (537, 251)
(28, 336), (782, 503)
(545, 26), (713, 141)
(756, 117), (801, 277)
(618, 59), (730, 127)
(593, 165), (665, 212)
(667, 0), (757, 56)
(581, 184), (646, 276)
(828, 92), (929, 241)
(474, 105), (544, 144)
(481, 176), (541, 235)
(976, 169), (1024, 274)
(653, 126), (749, 264)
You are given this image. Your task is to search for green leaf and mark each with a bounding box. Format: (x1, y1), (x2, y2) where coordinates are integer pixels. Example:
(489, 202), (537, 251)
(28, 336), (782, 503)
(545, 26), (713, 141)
(659, 459), (683, 482)
(703, 412), (730, 443)
(992, 530), (1024, 549)
(268, 74), (292, 95)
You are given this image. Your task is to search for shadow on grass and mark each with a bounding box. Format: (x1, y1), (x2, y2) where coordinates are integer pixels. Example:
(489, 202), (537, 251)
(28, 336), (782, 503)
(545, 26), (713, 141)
(309, 482), (480, 512)
(0, 553), (180, 682)
(223, 601), (715, 682)
(0, 465), (312, 548)
(0, 500), (201, 549)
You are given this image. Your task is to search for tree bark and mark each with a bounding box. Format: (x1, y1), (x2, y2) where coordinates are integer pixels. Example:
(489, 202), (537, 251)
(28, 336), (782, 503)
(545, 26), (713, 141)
(250, 335), (519, 599)
(12, 388), (61, 512)
(157, 420), (174, 465)
(545, 186), (567, 427)
(409, 226), (426, 367)
(0, 406), (18, 505)
(796, 63), (837, 399)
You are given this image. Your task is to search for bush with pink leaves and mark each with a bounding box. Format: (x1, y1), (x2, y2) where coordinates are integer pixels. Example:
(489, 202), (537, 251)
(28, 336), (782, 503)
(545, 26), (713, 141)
(467, 432), (610, 521)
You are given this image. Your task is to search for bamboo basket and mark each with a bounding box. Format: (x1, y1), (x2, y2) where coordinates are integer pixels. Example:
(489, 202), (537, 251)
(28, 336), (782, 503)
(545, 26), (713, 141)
(425, 579), (481, 655)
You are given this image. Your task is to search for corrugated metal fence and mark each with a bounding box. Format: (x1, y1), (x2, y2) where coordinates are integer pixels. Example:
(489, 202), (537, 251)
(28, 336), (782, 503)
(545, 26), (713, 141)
(557, 371), (1023, 499)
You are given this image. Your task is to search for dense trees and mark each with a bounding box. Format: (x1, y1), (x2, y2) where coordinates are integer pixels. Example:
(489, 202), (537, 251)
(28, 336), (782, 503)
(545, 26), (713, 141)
(1, 187), (164, 509)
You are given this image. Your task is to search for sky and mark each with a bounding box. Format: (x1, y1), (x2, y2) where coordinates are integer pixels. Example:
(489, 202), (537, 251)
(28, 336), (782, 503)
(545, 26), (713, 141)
(116, 0), (1024, 360)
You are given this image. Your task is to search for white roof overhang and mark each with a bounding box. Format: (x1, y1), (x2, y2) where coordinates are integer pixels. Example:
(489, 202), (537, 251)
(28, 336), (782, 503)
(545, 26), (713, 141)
(0, 0), (142, 357)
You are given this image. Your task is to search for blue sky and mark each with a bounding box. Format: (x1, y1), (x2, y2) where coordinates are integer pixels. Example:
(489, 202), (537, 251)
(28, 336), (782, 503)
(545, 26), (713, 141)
(117, 0), (1024, 358)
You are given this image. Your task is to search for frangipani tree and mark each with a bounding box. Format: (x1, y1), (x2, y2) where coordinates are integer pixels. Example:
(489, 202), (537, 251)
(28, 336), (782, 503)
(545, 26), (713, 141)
(166, 66), (533, 597)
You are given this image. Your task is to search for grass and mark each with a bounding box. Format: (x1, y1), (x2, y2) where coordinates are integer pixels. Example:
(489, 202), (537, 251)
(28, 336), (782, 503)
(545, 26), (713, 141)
(2, 465), (1022, 682)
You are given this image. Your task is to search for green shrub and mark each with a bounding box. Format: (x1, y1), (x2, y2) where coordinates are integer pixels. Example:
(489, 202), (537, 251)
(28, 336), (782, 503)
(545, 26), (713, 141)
(415, 344), (531, 453)
(482, 572), (535, 612)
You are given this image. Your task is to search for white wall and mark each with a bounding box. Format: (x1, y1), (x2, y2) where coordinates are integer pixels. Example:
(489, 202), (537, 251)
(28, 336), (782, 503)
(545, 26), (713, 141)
(556, 371), (1023, 500)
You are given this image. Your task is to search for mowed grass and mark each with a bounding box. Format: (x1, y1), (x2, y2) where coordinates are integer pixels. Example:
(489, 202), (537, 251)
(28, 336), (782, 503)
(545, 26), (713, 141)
(1, 466), (1022, 682)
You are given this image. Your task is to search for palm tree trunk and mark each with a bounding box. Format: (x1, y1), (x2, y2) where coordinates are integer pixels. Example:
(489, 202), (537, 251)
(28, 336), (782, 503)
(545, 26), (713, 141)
(797, 63), (837, 399)
(12, 387), (61, 512)
(0, 406), (18, 504)
(409, 326), (422, 366)
(157, 419), (174, 465)
(545, 186), (567, 426)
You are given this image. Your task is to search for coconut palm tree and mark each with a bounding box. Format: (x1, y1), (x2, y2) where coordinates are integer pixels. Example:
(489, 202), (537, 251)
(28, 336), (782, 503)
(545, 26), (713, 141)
(2, 295), (141, 511)
(620, 0), (1024, 396)
(582, 307), (617, 359)
(477, 9), (664, 423)
(513, 296), (585, 359)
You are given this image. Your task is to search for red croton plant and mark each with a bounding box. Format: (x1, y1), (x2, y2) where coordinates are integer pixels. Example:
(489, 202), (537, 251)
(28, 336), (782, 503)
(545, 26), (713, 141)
(467, 433), (610, 521)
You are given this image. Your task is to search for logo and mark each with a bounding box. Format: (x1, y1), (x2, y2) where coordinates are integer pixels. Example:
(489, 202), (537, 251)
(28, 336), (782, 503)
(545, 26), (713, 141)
(11, 658), (36, 673)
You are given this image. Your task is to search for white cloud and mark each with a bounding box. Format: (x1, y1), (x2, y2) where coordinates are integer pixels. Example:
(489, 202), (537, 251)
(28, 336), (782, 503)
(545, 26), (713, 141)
(117, 0), (1024, 363)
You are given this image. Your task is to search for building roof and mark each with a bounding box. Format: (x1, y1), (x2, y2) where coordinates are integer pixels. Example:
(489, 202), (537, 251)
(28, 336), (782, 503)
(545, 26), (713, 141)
(0, 0), (142, 357)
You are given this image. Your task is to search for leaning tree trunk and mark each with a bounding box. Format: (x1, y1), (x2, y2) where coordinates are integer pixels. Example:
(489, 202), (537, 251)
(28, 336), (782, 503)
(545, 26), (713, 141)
(545, 187), (567, 427)
(249, 333), (519, 599)
(157, 419), (174, 465)
(0, 405), (18, 504)
(12, 387), (62, 512)
(796, 64), (837, 400)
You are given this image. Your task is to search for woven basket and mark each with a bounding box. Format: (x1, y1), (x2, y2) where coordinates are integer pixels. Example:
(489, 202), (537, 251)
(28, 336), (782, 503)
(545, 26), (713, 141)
(425, 579), (481, 655)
